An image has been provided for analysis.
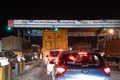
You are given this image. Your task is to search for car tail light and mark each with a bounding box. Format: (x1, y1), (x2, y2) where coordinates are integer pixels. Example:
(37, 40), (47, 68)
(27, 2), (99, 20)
(55, 58), (59, 64)
(103, 66), (111, 75)
(68, 55), (75, 61)
(56, 66), (66, 75)
(78, 52), (88, 56)
(48, 56), (54, 61)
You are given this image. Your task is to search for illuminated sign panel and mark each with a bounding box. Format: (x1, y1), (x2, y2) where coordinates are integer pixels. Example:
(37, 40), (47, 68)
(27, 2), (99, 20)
(8, 20), (120, 28)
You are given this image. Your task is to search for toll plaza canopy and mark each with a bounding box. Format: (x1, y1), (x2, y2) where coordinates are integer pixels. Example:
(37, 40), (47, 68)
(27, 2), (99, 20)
(7, 20), (120, 36)
(8, 20), (120, 28)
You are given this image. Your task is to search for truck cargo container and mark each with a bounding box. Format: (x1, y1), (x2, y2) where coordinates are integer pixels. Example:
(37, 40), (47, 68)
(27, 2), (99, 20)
(99, 38), (120, 69)
(42, 29), (68, 55)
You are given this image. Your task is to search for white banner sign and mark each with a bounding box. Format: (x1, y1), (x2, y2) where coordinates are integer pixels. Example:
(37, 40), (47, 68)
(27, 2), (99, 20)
(8, 20), (120, 28)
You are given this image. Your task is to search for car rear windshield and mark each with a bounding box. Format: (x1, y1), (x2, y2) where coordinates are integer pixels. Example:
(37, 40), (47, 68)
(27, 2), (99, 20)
(61, 52), (103, 67)
(50, 51), (60, 57)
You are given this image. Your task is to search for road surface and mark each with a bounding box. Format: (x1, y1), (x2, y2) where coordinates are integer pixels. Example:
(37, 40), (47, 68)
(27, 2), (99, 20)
(12, 60), (120, 80)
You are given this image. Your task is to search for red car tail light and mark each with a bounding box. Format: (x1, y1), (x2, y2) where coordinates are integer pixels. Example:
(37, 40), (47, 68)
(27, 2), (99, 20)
(55, 58), (59, 64)
(103, 66), (111, 75)
(56, 66), (66, 75)
(48, 56), (54, 61)
(78, 52), (88, 56)
(68, 55), (75, 61)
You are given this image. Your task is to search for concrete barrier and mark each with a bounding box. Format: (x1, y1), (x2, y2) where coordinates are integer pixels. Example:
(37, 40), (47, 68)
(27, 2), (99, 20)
(0, 66), (5, 80)
(15, 61), (25, 76)
(0, 64), (12, 80)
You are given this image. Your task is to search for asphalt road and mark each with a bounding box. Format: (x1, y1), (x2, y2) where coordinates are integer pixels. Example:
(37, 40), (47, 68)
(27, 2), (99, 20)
(12, 60), (120, 80)
(12, 60), (51, 80)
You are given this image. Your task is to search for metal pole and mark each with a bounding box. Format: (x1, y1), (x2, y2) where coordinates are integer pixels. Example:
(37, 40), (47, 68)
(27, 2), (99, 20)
(53, 25), (56, 49)
(28, 34), (31, 43)
(17, 28), (20, 38)
(97, 35), (99, 49)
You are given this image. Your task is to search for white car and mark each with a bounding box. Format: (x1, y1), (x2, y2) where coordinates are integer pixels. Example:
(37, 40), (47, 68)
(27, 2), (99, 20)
(0, 52), (9, 66)
(46, 49), (65, 75)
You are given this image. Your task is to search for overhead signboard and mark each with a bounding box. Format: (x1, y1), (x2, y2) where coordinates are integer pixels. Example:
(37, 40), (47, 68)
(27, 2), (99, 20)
(8, 20), (120, 28)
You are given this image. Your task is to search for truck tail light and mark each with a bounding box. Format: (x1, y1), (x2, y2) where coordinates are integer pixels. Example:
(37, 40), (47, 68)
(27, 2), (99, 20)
(59, 49), (63, 51)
